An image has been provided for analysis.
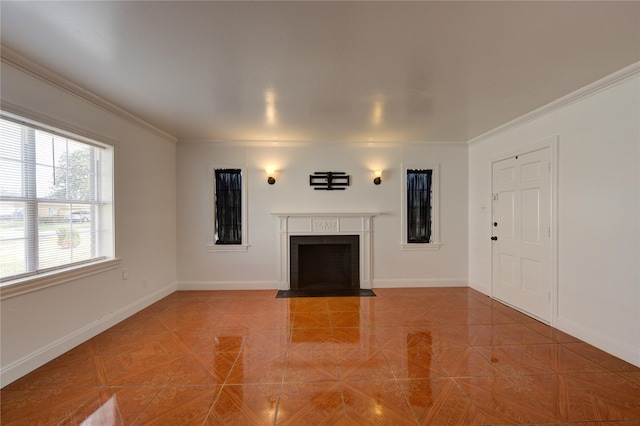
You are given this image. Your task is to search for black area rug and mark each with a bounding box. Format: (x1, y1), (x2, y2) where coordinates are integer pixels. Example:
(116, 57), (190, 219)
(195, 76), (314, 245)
(276, 289), (376, 298)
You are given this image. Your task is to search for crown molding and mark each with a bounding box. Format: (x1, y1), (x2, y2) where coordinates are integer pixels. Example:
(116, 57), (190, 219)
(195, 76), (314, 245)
(1, 45), (177, 144)
(177, 138), (467, 147)
(1, 102), (120, 149)
(468, 61), (640, 145)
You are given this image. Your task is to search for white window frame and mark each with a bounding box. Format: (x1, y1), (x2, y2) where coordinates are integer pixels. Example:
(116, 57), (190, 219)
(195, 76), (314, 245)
(400, 162), (441, 250)
(0, 110), (119, 300)
(206, 165), (249, 252)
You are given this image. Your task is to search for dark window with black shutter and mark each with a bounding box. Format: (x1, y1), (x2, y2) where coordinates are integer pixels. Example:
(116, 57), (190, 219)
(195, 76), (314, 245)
(407, 169), (432, 243)
(214, 169), (242, 245)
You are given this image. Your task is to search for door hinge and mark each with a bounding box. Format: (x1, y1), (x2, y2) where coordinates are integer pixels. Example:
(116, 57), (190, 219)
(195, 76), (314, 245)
(493, 193), (499, 201)
(548, 226), (551, 238)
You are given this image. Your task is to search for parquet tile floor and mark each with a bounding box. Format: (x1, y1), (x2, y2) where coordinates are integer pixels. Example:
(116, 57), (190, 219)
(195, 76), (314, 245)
(2, 287), (639, 425)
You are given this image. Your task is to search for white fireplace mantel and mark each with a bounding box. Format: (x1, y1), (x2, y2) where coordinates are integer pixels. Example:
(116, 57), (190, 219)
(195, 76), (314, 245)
(271, 213), (378, 290)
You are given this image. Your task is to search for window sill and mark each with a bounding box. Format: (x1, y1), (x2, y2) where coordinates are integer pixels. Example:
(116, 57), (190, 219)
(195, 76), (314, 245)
(401, 243), (442, 251)
(206, 244), (250, 252)
(0, 258), (121, 300)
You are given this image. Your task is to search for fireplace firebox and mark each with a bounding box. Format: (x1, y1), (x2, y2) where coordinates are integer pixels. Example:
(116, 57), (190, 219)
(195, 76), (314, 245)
(290, 235), (360, 291)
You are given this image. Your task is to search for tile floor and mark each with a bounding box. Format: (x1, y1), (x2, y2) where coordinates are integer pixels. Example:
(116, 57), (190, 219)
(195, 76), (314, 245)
(2, 287), (639, 425)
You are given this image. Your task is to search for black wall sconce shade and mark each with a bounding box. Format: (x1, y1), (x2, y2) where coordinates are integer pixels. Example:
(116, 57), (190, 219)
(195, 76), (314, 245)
(373, 170), (382, 185)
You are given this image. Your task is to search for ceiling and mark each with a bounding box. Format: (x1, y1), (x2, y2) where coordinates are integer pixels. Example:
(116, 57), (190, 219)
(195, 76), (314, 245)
(1, 1), (639, 143)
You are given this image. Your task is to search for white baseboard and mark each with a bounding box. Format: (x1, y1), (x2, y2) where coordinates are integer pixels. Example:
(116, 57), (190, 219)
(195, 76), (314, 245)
(179, 280), (468, 291)
(0, 282), (177, 387)
(467, 280), (490, 295)
(556, 315), (640, 368)
(372, 278), (468, 288)
(178, 280), (278, 291)
(465, 281), (639, 368)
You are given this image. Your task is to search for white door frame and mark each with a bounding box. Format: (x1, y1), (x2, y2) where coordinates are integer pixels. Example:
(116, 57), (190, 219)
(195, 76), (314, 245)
(490, 136), (559, 327)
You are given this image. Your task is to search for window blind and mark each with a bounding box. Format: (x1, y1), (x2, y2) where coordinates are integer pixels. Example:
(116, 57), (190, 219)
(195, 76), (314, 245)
(0, 116), (114, 282)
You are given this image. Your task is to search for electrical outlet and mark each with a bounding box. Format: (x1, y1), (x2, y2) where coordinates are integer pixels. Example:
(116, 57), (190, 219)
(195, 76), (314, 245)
(122, 268), (129, 280)
(143, 279), (148, 289)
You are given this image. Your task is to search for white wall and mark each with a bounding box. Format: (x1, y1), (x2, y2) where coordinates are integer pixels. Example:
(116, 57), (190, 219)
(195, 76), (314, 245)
(4, 49), (635, 389)
(0, 60), (178, 385)
(177, 142), (468, 289)
(468, 68), (640, 366)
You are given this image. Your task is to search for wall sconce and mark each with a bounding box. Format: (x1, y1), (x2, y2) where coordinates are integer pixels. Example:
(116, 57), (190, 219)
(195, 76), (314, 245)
(266, 168), (276, 185)
(373, 170), (382, 185)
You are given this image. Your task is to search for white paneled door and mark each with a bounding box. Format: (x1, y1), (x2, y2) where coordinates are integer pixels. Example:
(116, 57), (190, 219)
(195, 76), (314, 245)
(492, 147), (551, 322)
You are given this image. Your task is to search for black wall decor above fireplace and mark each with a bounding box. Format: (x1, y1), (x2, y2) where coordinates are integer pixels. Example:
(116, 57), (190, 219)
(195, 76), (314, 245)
(309, 172), (350, 190)
(290, 235), (359, 291)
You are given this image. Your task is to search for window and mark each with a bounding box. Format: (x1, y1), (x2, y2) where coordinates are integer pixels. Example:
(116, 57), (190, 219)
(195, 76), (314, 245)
(401, 164), (440, 250)
(0, 114), (115, 283)
(407, 169), (432, 243)
(208, 168), (248, 251)
(214, 169), (242, 244)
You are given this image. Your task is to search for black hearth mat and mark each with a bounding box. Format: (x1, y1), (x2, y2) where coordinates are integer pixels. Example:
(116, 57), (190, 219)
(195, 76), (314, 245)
(276, 289), (376, 298)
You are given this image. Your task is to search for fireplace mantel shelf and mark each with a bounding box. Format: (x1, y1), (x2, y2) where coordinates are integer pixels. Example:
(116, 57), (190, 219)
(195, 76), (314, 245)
(271, 212), (380, 217)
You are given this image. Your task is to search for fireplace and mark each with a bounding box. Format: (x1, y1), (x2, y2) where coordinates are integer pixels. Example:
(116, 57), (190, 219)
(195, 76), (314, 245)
(272, 213), (377, 290)
(290, 235), (359, 291)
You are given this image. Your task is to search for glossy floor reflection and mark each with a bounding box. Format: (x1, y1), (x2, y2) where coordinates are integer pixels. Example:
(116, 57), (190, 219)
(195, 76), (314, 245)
(2, 288), (639, 425)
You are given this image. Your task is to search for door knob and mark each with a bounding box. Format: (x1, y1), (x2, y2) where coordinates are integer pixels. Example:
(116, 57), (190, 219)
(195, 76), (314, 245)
(491, 236), (498, 241)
